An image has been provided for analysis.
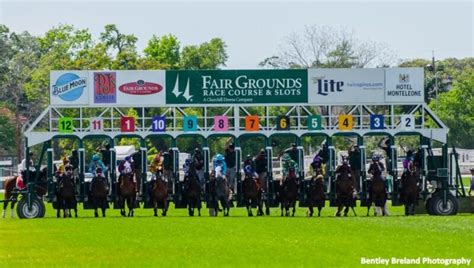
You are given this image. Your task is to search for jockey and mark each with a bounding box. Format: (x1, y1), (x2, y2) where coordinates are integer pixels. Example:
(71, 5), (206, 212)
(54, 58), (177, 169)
(149, 154), (163, 181)
(69, 149), (79, 177)
(403, 150), (415, 171)
(118, 156), (133, 184)
(368, 155), (385, 179)
(192, 148), (205, 187)
(89, 154), (106, 177)
(309, 154), (324, 177)
(335, 157), (352, 176)
(243, 154), (256, 171)
(90, 166), (109, 192)
(182, 157), (193, 177)
(243, 163), (258, 179)
(57, 156), (70, 176)
(57, 163), (74, 187)
(254, 149), (268, 194)
(281, 153), (298, 184)
(212, 154), (227, 178)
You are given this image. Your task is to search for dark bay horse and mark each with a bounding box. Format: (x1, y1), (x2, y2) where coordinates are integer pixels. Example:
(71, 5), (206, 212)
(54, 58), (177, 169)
(2, 168), (48, 218)
(151, 169), (169, 217)
(335, 165), (357, 217)
(307, 174), (326, 217)
(118, 171), (136, 217)
(242, 171), (263, 217)
(209, 168), (231, 217)
(367, 163), (388, 216)
(90, 173), (108, 217)
(184, 169), (202, 216)
(280, 167), (299, 217)
(56, 170), (77, 218)
(400, 160), (419, 216)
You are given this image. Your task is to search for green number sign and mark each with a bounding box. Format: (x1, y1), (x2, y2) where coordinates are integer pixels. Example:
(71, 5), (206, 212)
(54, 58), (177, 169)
(58, 117), (74, 133)
(308, 115), (322, 130)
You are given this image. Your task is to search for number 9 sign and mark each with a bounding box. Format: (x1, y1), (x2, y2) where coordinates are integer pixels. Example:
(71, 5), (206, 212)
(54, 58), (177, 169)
(214, 116), (228, 131)
(183, 116), (198, 132)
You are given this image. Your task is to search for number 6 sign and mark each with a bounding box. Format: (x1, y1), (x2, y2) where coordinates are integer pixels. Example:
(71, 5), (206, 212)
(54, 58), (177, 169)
(121, 116), (135, 132)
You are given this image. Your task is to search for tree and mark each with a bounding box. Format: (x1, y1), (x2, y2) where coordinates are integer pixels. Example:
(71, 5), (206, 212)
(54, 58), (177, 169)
(143, 34), (180, 69)
(429, 72), (474, 148)
(260, 25), (394, 69)
(180, 38), (228, 69)
(100, 24), (138, 69)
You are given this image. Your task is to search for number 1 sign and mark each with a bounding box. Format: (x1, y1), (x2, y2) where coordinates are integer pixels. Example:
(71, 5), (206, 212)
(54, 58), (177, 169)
(121, 116), (135, 132)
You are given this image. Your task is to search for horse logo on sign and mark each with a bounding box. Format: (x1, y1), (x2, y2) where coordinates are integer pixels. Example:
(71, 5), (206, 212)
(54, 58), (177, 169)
(399, 74), (410, 83)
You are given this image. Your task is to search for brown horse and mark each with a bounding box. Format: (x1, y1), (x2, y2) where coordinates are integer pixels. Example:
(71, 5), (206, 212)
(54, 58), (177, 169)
(184, 167), (202, 216)
(209, 168), (231, 217)
(335, 165), (357, 217)
(242, 171), (263, 217)
(151, 169), (169, 217)
(400, 160), (419, 216)
(2, 168), (47, 218)
(367, 163), (388, 216)
(118, 171), (136, 217)
(56, 170), (77, 218)
(90, 174), (108, 217)
(280, 167), (299, 217)
(307, 174), (326, 217)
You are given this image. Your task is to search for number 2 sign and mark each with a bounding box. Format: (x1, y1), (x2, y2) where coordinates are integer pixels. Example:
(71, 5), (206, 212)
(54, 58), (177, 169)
(401, 115), (415, 130)
(121, 116), (135, 132)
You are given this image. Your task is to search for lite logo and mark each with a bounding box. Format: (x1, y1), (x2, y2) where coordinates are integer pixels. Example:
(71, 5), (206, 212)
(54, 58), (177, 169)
(313, 76), (344, 96)
(171, 74), (193, 101)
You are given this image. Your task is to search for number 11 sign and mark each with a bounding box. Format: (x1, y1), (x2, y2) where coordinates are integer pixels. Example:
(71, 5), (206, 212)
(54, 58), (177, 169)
(90, 118), (103, 132)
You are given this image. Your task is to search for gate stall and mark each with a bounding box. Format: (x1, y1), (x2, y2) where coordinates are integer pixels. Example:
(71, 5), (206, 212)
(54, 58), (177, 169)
(18, 68), (461, 218)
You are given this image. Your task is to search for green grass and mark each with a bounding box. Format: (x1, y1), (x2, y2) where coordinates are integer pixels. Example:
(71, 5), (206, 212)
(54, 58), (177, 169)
(1, 197), (473, 267)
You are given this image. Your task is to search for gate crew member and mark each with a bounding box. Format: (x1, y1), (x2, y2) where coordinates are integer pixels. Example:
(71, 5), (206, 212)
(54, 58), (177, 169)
(224, 140), (237, 194)
(96, 142), (111, 179)
(254, 149), (268, 194)
(192, 148), (205, 188)
(68, 149), (79, 179)
(279, 143), (299, 163)
(378, 137), (392, 174)
(17, 152), (35, 190)
(348, 145), (361, 192)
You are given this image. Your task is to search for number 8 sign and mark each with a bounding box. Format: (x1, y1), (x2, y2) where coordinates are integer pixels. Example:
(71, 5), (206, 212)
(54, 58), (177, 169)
(214, 116), (228, 131)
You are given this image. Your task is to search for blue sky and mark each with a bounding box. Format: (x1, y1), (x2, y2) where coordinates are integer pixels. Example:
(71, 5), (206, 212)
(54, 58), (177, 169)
(0, 0), (472, 68)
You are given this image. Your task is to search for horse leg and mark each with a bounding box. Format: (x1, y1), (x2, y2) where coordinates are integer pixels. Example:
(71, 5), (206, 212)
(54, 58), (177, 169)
(351, 207), (357, 216)
(318, 206), (322, 217)
(292, 202), (296, 217)
(163, 199), (168, 217)
(343, 206), (349, 217)
(74, 200), (78, 218)
(94, 205), (99, 218)
(10, 194), (18, 218)
(265, 201), (270, 216)
(308, 205), (314, 217)
(280, 201), (284, 217)
(335, 206), (341, 217)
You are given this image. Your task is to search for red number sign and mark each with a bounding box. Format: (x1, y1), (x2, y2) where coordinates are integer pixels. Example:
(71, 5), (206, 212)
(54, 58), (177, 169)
(121, 117), (135, 132)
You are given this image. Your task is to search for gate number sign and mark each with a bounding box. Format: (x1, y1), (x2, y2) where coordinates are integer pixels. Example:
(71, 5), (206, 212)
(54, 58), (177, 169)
(338, 115), (353, 130)
(308, 115), (322, 130)
(58, 117), (73, 133)
(245, 115), (259, 131)
(401, 115), (415, 130)
(276, 116), (290, 130)
(151, 116), (166, 132)
(370, 115), (384, 130)
(214, 116), (228, 131)
(121, 116), (135, 132)
(183, 116), (198, 131)
(90, 117), (103, 132)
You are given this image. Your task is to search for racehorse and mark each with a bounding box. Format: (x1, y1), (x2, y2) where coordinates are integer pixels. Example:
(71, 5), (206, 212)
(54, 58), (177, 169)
(242, 169), (263, 217)
(150, 167), (169, 217)
(335, 165), (357, 217)
(400, 160), (419, 216)
(2, 168), (48, 218)
(366, 163), (388, 216)
(307, 174), (326, 217)
(209, 166), (231, 217)
(280, 167), (299, 217)
(90, 173), (108, 218)
(183, 166), (202, 216)
(118, 170), (136, 217)
(56, 171), (77, 218)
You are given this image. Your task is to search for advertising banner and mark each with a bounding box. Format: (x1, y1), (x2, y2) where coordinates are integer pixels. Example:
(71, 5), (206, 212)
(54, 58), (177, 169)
(308, 68), (385, 104)
(385, 68), (424, 103)
(50, 71), (89, 106)
(165, 70), (308, 105)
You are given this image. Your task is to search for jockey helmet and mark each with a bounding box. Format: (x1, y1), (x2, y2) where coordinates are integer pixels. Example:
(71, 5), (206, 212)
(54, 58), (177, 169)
(291, 143), (297, 148)
(372, 155), (379, 161)
(65, 164), (73, 171)
(313, 155), (321, 163)
(96, 167), (103, 174)
(125, 156), (131, 162)
(194, 148), (201, 153)
(215, 154), (224, 162)
(246, 154), (252, 159)
(406, 150), (414, 157)
(260, 149), (265, 155)
(92, 154), (100, 161)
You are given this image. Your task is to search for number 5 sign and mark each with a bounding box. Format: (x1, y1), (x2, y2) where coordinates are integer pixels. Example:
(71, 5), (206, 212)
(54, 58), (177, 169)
(121, 116), (135, 132)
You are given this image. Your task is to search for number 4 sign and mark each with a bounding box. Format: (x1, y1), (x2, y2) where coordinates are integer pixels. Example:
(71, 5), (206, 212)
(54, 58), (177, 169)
(121, 116), (135, 132)
(90, 118), (103, 132)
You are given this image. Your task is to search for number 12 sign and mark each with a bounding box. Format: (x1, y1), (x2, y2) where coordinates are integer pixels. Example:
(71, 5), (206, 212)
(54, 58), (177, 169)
(121, 116), (135, 132)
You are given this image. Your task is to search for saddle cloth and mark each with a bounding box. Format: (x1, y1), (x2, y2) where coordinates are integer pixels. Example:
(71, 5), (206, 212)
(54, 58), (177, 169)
(16, 176), (26, 190)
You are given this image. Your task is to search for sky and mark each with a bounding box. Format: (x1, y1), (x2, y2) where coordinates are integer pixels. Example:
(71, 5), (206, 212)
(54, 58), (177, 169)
(0, 0), (472, 69)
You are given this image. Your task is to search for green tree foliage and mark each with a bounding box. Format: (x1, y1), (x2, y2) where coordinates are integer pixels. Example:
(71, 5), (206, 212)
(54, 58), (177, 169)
(144, 34), (180, 69)
(180, 38), (228, 69)
(429, 72), (474, 148)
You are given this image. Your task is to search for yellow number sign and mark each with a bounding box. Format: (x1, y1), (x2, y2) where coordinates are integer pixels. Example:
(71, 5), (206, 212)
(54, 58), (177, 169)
(338, 115), (353, 130)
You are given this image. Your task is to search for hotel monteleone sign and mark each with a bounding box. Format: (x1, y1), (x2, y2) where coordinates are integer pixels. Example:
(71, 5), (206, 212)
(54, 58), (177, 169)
(50, 68), (424, 107)
(165, 70), (308, 105)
